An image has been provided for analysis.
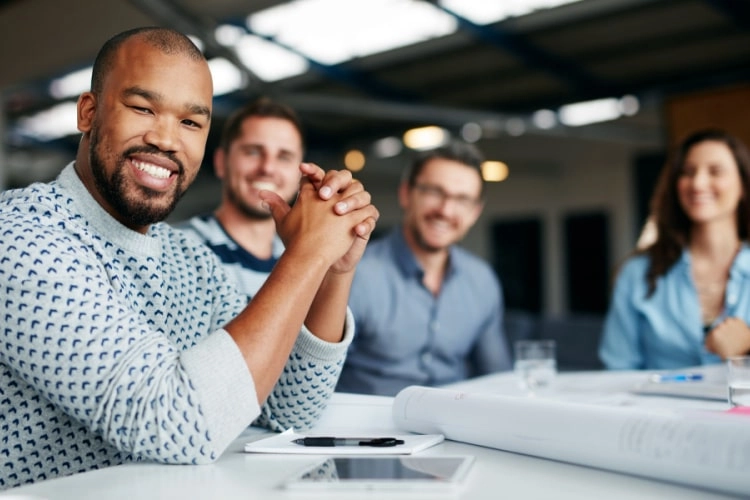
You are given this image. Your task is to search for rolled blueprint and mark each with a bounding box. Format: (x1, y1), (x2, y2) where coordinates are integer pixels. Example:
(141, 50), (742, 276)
(393, 385), (750, 497)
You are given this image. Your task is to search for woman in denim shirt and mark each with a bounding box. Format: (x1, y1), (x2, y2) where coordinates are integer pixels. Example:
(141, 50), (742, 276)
(600, 129), (750, 369)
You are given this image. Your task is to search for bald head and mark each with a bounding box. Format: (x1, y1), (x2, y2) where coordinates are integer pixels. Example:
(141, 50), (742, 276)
(91, 27), (205, 96)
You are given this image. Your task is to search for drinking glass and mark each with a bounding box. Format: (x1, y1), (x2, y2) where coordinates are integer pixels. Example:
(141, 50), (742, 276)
(514, 340), (557, 393)
(727, 356), (750, 407)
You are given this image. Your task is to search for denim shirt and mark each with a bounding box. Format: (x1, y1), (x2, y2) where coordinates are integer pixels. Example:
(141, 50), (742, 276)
(600, 245), (750, 370)
(338, 227), (511, 396)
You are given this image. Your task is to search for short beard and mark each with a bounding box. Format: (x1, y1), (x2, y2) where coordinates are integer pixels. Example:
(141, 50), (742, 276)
(90, 126), (185, 227)
(408, 222), (444, 254)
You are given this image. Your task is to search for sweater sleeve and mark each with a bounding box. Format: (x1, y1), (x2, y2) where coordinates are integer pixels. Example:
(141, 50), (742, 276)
(1, 213), (257, 465)
(253, 308), (355, 431)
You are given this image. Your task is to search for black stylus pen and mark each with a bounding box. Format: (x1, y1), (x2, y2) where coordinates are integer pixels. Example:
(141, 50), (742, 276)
(292, 437), (405, 447)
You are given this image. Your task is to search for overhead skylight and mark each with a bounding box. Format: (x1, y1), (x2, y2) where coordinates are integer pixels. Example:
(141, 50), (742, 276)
(17, 102), (79, 141)
(208, 58), (246, 95)
(246, 0), (457, 65)
(559, 98), (621, 126)
(235, 34), (310, 82)
(49, 67), (92, 99)
(439, 0), (583, 25)
(558, 96), (639, 127)
(47, 51), (249, 99)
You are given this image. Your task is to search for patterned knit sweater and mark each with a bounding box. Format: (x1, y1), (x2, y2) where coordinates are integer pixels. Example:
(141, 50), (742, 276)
(0, 163), (352, 490)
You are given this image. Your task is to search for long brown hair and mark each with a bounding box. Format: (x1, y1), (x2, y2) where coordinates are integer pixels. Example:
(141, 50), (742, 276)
(643, 128), (750, 296)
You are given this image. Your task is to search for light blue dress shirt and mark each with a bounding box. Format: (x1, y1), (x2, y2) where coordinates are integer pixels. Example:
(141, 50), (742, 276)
(599, 245), (750, 370)
(337, 227), (512, 396)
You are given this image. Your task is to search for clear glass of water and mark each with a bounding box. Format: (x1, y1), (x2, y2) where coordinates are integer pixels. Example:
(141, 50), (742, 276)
(727, 356), (750, 407)
(514, 340), (557, 393)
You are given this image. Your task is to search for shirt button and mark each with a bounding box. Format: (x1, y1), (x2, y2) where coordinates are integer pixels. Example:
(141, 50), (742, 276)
(421, 352), (432, 364)
(430, 320), (439, 331)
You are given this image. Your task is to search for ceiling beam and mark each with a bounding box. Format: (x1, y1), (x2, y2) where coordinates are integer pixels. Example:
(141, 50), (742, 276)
(434, 3), (614, 96)
(281, 92), (662, 147)
(703, 0), (750, 31)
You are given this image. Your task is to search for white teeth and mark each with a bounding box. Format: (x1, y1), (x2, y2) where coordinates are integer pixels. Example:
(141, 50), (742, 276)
(252, 181), (277, 191)
(427, 220), (451, 231)
(133, 161), (170, 179)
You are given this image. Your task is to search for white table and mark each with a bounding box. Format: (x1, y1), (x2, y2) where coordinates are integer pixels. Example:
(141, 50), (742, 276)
(3, 370), (739, 499)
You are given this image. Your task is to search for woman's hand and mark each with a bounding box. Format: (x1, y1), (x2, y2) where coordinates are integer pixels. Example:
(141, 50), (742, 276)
(705, 316), (750, 359)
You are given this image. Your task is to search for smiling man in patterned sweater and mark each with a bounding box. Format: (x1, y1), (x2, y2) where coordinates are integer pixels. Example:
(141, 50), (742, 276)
(0, 27), (378, 490)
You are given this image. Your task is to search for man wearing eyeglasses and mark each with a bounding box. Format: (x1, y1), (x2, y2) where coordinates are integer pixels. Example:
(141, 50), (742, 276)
(337, 140), (511, 396)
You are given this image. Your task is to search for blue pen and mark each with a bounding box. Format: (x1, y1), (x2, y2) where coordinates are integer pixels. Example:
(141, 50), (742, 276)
(650, 373), (704, 383)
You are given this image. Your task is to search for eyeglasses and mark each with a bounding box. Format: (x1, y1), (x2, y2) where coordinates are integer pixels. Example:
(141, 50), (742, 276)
(412, 183), (481, 212)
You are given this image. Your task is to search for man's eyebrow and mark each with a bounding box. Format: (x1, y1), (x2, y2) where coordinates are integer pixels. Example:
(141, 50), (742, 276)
(187, 103), (211, 120)
(123, 86), (158, 102)
(122, 86), (211, 120)
(238, 143), (298, 157)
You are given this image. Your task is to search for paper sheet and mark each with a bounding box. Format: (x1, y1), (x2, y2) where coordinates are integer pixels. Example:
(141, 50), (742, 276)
(245, 428), (444, 455)
(392, 385), (750, 497)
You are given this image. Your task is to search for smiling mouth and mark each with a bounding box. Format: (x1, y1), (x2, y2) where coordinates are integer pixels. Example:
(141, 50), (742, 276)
(133, 160), (172, 179)
(252, 181), (277, 192)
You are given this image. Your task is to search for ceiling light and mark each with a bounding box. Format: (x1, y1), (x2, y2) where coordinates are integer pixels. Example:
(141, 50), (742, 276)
(461, 122), (483, 143)
(482, 161), (509, 182)
(619, 94), (640, 116)
(235, 34), (309, 82)
(187, 35), (205, 52)
(215, 24), (245, 46)
(344, 149), (366, 172)
(17, 101), (79, 140)
(532, 109), (556, 129)
(373, 136), (402, 158)
(505, 118), (526, 136)
(247, 0), (456, 65)
(439, 0), (582, 25)
(558, 97), (622, 127)
(403, 126), (449, 150)
(49, 67), (92, 99)
(207, 58), (246, 95)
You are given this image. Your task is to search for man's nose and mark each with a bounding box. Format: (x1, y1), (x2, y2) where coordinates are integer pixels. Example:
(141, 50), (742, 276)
(257, 155), (275, 174)
(143, 118), (179, 152)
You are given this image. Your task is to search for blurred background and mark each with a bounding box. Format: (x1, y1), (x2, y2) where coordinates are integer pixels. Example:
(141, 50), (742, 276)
(2, 0), (749, 349)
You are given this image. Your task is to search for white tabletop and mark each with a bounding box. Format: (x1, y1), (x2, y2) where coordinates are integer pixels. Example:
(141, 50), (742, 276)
(3, 370), (740, 500)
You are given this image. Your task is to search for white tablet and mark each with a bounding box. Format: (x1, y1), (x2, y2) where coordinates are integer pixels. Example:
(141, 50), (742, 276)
(280, 455), (474, 492)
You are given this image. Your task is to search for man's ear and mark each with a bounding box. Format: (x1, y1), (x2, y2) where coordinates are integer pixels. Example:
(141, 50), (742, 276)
(466, 199), (484, 227)
(77, 92), (96, 133)
(214, 148), (226, 179)
(398, 181), (410, 210)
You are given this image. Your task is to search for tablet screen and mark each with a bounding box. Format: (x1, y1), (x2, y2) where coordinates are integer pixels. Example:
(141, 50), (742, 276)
(282, 455), (474, 491)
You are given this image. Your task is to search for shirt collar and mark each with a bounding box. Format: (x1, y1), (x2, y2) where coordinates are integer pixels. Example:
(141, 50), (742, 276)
(732, 243), (750, 276)
(388, 225), (458, 279)
(679, 243), (750, 276)
(58, 161), (162, 255)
